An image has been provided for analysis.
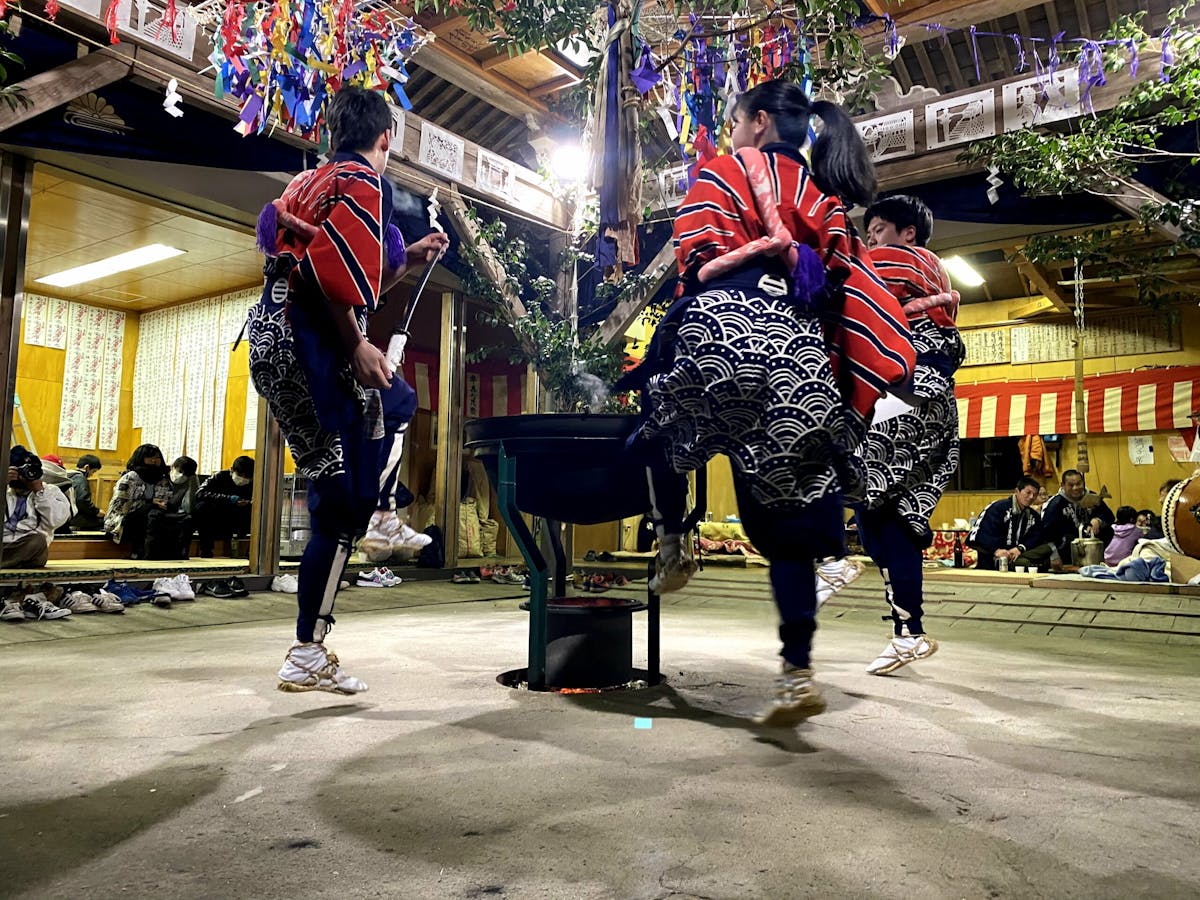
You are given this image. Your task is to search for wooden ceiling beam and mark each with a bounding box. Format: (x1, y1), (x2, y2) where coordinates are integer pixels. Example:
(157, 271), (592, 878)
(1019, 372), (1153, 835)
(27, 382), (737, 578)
(0, 47), (134, 134)
(912, 41), (939, 88)
(528, 74), (579, 99)
(939, 39), (967, 90)
(481, 50), (526, 71)
(989, 22), (1013, 76)
(1017, 260), (1072, 312)
(1074, 0), (1094, 37)
(412, 42), (550, 124)
(1106, 181), (1200, 259)
(891, 53), (915, 93)
(861, 0), (1047, 52)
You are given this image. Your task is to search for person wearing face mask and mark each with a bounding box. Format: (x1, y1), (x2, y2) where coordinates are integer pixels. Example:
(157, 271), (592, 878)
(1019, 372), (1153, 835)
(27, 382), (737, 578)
(136, 455), (201, 559)
(2, 445), (71, 568)
(104, 444), (172, 559)
(193, 456), (255, 557)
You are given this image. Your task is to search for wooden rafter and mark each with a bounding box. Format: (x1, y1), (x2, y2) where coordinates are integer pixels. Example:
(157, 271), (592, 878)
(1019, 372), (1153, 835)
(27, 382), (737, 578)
(891, 53), (914, 92)
(529, 75), (579, 99)
(1017, 259), (1072, 312)
(912, 41), (939, 88)
(1074, 0), (1094, 37)
(0, 47), (134, 134)
(989, 21), (1012, 76)
(939, 38), (967, 90)
(862, 0), (1047, 52)
(1107, 180), (1200, 259)
(597, 240), (677, 348)
(413, 42), (549, 122)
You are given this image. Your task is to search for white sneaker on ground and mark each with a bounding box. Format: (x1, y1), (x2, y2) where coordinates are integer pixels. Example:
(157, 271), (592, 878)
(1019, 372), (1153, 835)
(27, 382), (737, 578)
(755, 664), (826, 726)
(277, 641), (368, 694)
(21, 593), (72, 621)
(271, 573), (299, 593)
(91, 590), (126, 614)
(1, 599), (25, 622)
(153, 575), (196, 601)
(356, 567), (401, 588)
(815, 557), (864, 609)
(58, 591), (99, 614)
(866, 630), (938, 676)
(648, 548), (698, 595)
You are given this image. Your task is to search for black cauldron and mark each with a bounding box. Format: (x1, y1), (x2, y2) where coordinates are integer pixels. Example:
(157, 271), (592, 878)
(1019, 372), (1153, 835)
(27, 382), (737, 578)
(464, 414), (650, 525)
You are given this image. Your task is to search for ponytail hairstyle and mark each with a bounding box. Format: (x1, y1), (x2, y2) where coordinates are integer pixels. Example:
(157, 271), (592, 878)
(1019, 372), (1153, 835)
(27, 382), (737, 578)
(735, 80), (877, 208)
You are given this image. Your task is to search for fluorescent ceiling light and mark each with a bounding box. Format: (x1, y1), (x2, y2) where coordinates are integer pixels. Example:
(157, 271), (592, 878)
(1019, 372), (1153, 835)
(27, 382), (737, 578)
(36, 243), (186, 287)
(943, 255), (985, 287)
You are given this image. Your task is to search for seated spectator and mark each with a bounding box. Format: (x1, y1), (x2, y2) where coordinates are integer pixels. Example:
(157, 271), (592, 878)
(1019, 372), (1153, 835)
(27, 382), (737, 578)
(1037, 470), (1115, 566)
(1105, 506), (1143, 565)
(194, 456), (254, 557)
(1137, 508), (1164, 541)
(140, 456), (200, 559)
(3, 445), (70, 568)
(968, 476), (1044, 570)
(66, 454), (104, 531)
(104, 444), (171, 559)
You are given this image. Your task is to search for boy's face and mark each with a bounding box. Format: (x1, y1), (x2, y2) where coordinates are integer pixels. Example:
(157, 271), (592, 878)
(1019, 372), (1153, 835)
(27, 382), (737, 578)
(866, 217), (915, 249)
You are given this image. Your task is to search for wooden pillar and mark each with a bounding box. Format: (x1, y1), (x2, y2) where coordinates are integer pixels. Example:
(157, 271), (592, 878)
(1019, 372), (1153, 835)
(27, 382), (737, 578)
(248, 404), (284, 575)
(0, 153), (32, 531)
(434, 290), (466, 567)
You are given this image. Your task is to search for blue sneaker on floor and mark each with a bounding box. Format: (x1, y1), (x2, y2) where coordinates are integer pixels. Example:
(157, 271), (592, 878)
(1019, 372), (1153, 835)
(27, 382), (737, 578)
(102, 579), (157, 606)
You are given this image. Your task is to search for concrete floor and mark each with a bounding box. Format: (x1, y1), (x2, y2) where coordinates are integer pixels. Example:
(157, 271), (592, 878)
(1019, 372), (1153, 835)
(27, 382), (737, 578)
(3, 575), (1198, 899)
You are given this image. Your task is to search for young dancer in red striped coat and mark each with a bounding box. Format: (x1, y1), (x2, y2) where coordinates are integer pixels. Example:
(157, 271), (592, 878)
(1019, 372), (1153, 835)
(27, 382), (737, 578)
(622, 79), (915, 724)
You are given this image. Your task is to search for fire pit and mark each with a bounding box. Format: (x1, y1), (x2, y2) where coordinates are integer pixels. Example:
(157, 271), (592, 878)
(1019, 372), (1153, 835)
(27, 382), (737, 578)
(465, 414), (705, 692)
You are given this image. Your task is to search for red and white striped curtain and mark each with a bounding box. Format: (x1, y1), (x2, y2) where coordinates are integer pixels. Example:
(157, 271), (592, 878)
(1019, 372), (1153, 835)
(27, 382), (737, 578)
(955, 367), (1200, 438)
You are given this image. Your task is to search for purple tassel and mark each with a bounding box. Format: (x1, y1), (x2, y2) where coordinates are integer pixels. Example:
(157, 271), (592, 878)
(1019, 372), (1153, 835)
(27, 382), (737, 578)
(1077, 39), (1107, 112)
(1010, 34), (1027, 73)
(791, 242), (826, 307)
(1161, 27), (1174, 83)
(256, 202), (277, 255)
(969, 25), (981, 82)
(385, 223), (405, 272)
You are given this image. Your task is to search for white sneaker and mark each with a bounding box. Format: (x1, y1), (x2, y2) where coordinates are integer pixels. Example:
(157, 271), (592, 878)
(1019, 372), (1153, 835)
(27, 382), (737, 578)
(816, 557), (864, 609)
(866, 630), (939, 676)
(1, 599), (25, 622)
(92, 590), (126, 614)
(271, 573), (299, 593)
(58, 591), (99, 614)
(356, 567), (401, 588)
(648, 548), (698, 594)
(755, 665), (827, 726)
(277, 641), (368, 694)
(152, 575), (195, 601)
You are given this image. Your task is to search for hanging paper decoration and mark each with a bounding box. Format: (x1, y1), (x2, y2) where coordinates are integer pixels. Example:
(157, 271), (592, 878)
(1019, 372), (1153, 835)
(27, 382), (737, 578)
(208, 0), (432, 142)
(45, 0), (59, 21)
(164, 77), (184, 117)
(103, 0), (121, 44)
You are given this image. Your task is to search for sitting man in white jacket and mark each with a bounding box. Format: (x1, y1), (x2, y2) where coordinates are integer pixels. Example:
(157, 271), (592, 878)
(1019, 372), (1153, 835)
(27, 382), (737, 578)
(3, 445), (71, 568)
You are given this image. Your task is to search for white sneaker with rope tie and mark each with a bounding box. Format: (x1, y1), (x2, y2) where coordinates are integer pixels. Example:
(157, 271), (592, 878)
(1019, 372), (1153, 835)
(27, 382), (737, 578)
(815, 557), (864, 609)
(277, 641), (369, 694)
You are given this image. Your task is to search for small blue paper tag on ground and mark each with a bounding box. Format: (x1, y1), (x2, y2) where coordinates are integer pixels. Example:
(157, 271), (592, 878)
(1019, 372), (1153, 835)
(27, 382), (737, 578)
(634, 718), (653, 729)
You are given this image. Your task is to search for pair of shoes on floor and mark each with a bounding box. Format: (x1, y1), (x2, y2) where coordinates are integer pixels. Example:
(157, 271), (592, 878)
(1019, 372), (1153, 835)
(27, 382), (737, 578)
(270, 573), (299, 593)
(277, 641), (368, 694)
(580, 572), (631, 593)
(647, 548), (698, 595)
(815, 557), (864, 609)
(152, 574), (196, 602)
(194, 578), (249, 600)
(451, 569), (481, 584)
(356, 567), (401, 588)
(54, 584), (126, 615)
(490, 566), (525, 586)
(102, 579), (167, 607)
(865, 628), (938, 676)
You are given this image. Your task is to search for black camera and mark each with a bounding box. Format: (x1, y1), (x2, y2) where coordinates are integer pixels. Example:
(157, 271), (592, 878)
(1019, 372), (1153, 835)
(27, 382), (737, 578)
(9, 446), (42, 483)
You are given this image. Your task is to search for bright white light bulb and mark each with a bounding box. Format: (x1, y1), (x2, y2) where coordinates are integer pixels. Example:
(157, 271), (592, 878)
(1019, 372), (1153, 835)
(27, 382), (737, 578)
(550, 144), (587, 182)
